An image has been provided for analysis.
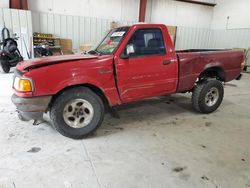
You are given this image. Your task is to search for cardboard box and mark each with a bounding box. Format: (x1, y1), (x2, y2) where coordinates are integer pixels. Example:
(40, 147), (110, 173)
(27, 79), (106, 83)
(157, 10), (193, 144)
(110, 21), (120, 29)
(60, 39), (73, 54)
(80, 44), (92, 53)
(166, 26), (177, 45)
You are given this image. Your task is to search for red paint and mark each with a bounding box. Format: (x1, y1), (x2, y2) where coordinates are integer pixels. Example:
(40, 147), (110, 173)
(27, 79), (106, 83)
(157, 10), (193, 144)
(176, 50), (244, 92)
(114, 24), (178, 103)
(17, 55), (121, 106)
(139, 0), (147, 22)
(14, 24), (244, 106)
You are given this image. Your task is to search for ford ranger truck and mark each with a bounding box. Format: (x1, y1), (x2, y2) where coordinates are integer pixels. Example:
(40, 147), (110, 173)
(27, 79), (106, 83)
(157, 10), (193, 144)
(12, 24), (244, 139)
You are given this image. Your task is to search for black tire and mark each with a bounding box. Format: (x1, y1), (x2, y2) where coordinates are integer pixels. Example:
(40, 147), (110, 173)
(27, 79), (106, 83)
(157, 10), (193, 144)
(0, 59), (10, 73)
(50, 87), (104, 139)
(47, 50), (53, 56)
(192, 80), (224, 113)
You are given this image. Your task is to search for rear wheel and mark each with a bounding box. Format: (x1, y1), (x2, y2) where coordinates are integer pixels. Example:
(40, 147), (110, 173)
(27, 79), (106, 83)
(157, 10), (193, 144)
(50, 87), (104, 139)
(0, 59), (10, 73)
(192, 80), (224, 113)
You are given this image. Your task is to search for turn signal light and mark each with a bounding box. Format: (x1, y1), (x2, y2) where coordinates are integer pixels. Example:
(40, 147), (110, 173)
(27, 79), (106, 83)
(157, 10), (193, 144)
(14, 77), (33, 92)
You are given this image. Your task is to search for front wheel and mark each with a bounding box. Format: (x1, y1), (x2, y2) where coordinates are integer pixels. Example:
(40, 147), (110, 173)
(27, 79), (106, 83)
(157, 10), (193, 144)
(0, 59), (10, 73)
(192, 80), (224, 113)
(50, 87), (105, 139)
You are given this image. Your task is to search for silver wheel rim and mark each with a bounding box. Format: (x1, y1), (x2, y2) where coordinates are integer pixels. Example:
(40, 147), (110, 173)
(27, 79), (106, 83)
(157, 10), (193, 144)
(63, 99), (94, 128)
(205, 87), (219, 107)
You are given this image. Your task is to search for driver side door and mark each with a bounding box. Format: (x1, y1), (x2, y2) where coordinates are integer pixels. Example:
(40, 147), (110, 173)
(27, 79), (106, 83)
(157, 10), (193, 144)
(115, 27), (178, 103)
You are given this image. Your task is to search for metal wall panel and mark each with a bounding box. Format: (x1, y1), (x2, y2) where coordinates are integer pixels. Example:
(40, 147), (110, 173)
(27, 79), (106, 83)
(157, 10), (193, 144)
(31, 11), (250, 66)
(29, 0), (139, 22)
(0, 8), (33, 59)
(175, 26), (212, 50)
(209, 29), (250, 49)
(176, 27), (250, 50)
(32, 12), (134, 51)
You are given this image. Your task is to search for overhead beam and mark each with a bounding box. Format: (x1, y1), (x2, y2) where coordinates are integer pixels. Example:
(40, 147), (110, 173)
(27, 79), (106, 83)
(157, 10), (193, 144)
(9, 0), (28, 10)
(175, 0), (216, 7)
(139, 0), (147, 22)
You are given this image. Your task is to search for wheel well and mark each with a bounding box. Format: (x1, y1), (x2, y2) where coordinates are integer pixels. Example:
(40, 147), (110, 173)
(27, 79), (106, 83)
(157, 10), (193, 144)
(48, 84), (110, 111)
(199, 67), (225, 81)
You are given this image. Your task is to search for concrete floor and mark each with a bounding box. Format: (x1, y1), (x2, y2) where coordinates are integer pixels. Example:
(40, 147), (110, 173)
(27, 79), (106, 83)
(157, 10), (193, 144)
(0, 71), (249, 188)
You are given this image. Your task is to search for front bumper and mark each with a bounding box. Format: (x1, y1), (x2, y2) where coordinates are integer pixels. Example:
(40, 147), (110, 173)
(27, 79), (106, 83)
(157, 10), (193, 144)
(11, 94), (52, 121)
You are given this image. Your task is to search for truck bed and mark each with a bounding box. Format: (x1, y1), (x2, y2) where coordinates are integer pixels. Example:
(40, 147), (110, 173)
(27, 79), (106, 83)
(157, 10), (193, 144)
(176, 49), (229, 53)
(176, 49), (244, 92)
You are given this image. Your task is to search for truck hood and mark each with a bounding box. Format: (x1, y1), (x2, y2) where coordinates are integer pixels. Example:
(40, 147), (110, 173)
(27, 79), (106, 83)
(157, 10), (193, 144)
(16, 54), (99, 71)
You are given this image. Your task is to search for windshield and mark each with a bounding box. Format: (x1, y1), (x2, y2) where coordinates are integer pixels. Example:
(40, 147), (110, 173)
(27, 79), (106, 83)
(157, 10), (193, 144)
(95, 27), (129, 55)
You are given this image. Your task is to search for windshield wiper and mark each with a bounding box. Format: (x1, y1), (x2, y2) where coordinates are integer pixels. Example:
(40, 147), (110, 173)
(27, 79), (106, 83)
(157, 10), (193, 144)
(88, 50), (101, 56)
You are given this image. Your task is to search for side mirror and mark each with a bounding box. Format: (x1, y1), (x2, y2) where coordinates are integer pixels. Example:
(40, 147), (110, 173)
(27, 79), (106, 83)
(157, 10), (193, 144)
(126, 44), (135, 56)
(121, 44), (135, 59)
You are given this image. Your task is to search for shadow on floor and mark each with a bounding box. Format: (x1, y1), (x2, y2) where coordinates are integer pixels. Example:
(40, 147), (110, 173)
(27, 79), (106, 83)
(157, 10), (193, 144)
(40, 94), (232, 138)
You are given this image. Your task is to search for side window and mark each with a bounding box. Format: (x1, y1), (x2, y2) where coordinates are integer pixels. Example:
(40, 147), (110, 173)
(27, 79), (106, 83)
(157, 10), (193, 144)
(123, 28), (166, 57)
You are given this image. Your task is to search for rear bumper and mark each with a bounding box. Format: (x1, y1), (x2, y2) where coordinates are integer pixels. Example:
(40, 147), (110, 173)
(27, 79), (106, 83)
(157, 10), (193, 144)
(11, 94), (52, 121)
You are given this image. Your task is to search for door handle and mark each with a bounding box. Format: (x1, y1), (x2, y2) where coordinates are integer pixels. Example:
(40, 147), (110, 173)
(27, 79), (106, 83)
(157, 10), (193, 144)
(163, 60), (171, 65)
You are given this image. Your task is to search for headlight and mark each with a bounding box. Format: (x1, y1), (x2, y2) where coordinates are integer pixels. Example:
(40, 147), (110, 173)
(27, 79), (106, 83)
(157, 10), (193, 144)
(14, 76), (33, 92)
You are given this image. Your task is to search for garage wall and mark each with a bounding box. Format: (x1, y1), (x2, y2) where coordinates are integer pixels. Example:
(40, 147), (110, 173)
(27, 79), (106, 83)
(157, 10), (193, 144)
(175, 27), (212, 50)
(145, 0), (214, 28)
(32, 11), (250, 54)
(209, 29), (250, 49)
(143, 0), (250, 55)
(211, 0), (250, 66)
(175, 27), (250, 57)
(28, 0), (139, 22)
(176, 27), (250, 50)
(211, 0), (250, 29)
(0, 0), (9, 8)
(0, 8), (33, 59)
(32, 12), (134, 51)
(0, 0), (250, 58)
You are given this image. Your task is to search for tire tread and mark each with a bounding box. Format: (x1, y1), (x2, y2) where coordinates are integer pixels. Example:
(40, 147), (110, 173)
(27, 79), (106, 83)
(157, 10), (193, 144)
(192, 80), (224, 114)
(192, 83), (204, 113)
(50, 87), (104, 139)
(0, 59), (10, 73)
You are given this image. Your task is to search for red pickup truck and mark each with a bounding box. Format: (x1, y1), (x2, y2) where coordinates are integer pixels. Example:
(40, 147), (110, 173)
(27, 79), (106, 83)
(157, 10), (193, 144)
(12, 24), (244, 139)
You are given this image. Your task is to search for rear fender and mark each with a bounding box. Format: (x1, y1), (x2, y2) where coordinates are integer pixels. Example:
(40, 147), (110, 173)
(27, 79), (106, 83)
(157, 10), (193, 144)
(200, 63), (225, 81)
(203, 61), (222, 70)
